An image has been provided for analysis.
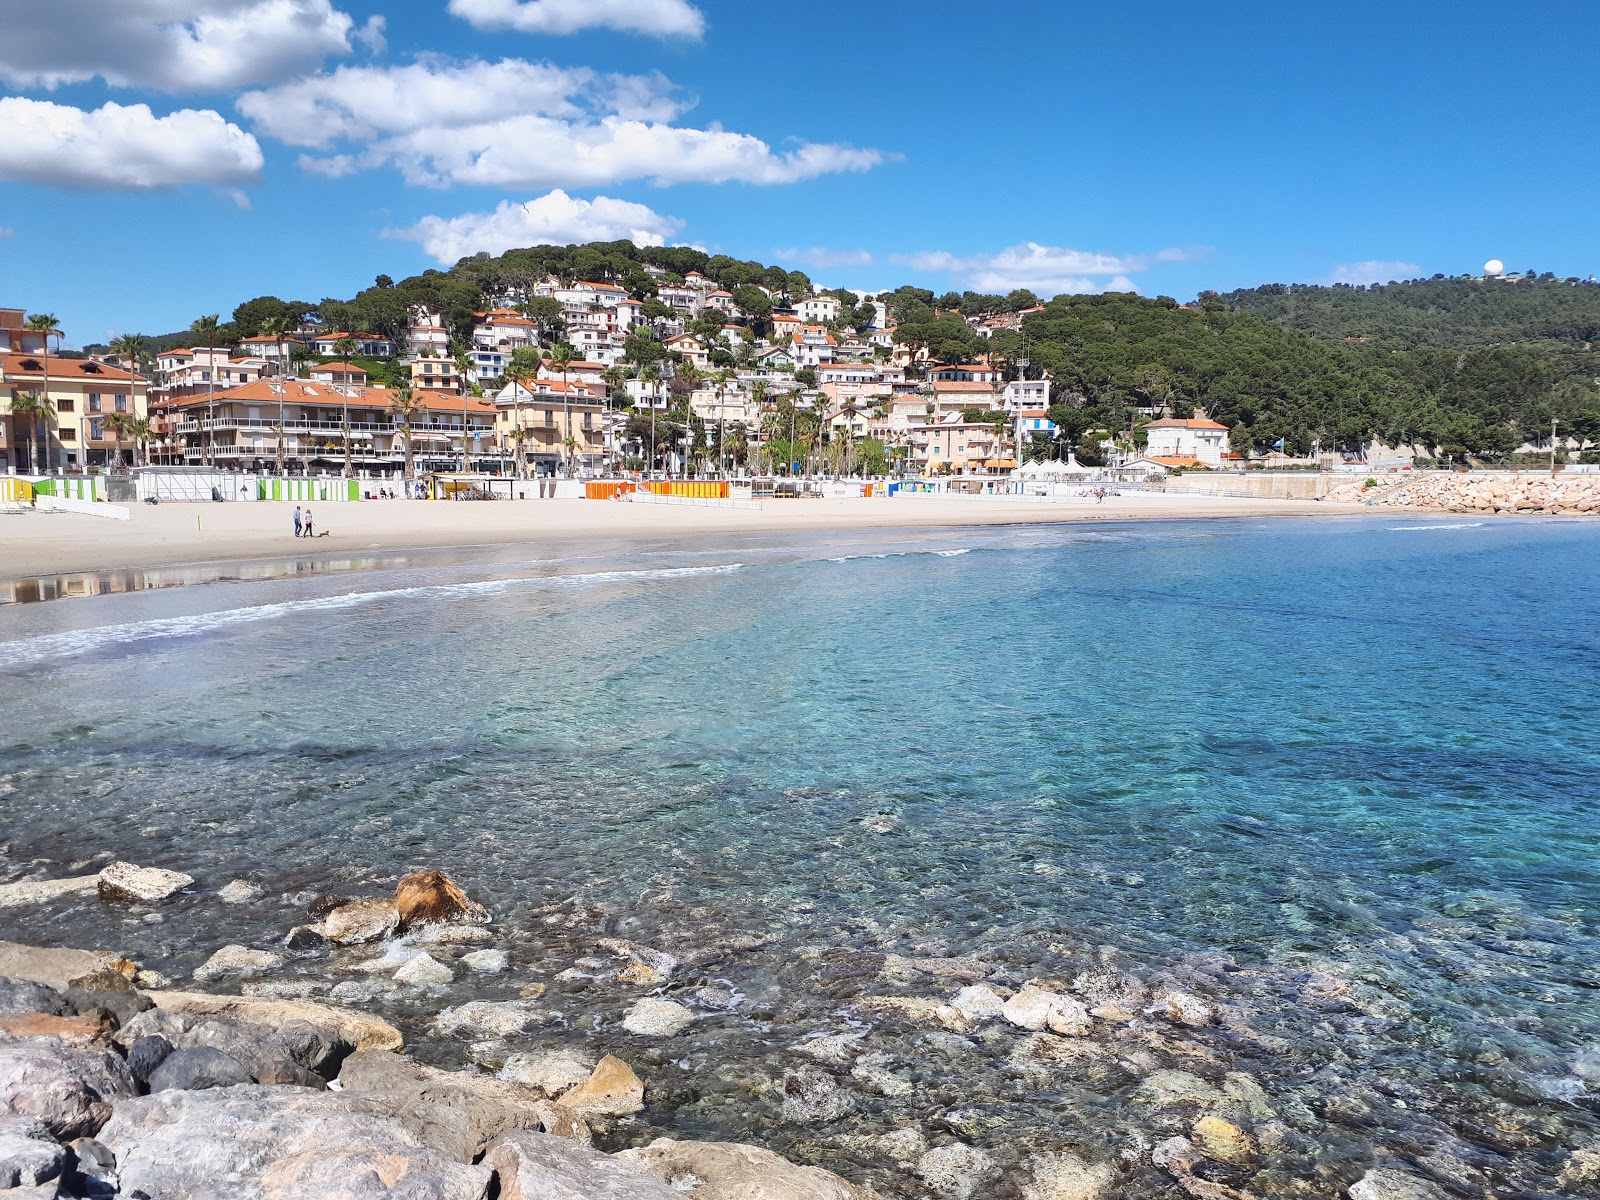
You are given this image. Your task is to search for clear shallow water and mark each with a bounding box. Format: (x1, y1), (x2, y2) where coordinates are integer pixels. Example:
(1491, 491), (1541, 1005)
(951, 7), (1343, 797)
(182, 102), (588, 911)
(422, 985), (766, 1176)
(2, 517), (1598, 1196)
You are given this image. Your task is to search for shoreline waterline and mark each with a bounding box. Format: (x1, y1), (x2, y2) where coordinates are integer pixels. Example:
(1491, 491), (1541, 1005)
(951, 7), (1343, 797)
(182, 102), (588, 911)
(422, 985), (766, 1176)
(0, 492), (1401, 585)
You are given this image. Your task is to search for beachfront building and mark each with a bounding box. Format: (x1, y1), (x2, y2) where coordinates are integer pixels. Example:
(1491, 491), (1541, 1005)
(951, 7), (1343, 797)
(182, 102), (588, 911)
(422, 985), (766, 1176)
(0, 352), (148, 472)
(0, 309), (49, 355)
(1144, 416), (1229, 467)
(162, 379), (498, 474)
(492, 383), (605, 474)
(410, 356), (464, 394)
(910, 413), (1011, 474)
(308, 362), (369, 386)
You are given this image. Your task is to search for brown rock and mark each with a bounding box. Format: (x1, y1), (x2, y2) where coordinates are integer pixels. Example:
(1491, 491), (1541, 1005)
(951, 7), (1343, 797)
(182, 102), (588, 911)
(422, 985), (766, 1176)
(556, 1055), (644, 1119)
(396, 870), (488, 931)
(0, 1013), (115, 1049)
(0, 942), (136, 993)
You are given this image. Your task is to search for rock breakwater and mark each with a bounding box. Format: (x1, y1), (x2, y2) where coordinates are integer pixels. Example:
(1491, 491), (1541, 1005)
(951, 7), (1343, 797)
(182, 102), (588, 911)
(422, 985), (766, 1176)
(1325, 471), (1600, 513)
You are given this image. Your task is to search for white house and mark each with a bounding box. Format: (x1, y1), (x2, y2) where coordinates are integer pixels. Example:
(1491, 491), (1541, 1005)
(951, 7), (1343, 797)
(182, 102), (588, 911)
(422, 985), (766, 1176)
(1001, 377), (1051, 413)
(1144, 416), (1230, 467)
(795, 295), (841, 324)
(311, 331), (393, 357)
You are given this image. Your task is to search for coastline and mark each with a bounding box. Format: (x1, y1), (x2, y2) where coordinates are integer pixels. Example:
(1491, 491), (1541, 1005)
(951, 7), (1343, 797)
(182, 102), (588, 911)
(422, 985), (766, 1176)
(0, 493), (1388, 582)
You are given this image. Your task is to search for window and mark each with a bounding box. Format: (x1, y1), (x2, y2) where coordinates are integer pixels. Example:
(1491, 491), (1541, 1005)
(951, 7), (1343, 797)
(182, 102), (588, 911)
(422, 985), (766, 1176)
(56, 398), (74, 413)
(60, 428), (76, 441)
(90, 418), (104, 440)
(115, 394), (127, 412)
(88, 394), (102, 412)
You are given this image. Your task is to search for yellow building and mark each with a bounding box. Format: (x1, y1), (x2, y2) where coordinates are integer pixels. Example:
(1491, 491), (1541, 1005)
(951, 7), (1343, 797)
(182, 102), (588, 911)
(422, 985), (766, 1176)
(1, 350), (149, 474)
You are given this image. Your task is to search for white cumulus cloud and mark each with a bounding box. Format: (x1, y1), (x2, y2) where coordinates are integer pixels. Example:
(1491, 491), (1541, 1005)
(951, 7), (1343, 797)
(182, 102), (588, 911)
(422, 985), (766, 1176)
(448, 0), (706, 38)
(0, 0), (363, 92)
(238, 58), (883, 190)
(0, 98), (263, 190)
(390, 190), (684, 264)
(893, 242), (1197, 296)
(1327, 260), (1423, 286)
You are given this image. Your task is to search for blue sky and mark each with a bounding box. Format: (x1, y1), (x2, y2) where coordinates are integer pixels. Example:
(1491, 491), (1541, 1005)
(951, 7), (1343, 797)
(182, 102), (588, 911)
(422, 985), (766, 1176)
(0, 0), (1594, 346)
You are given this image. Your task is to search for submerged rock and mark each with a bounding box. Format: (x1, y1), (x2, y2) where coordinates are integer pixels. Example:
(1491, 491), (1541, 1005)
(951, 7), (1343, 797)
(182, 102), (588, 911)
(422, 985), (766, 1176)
(1347, 1168), (1448, 1200)
(396, 870), (488, 931)
(98, 1085), (492, 1199)
(917, 1142), (999, 1199)
(0, 876), (99, 909)
(98, 862), (194, 904)
(597, 938), (678, 987)
(486, 1130), (678, 1200)
(193, 945), (284, 982)
(1191, 1116), (1256, 1164)
(618, 1137), (871, 1199)
(1022, 1151), (1114, 1200)
(395, 952), (454, 987)
(622, 999), (693, 1038)
(780, 1069), (855, 1123)
(217, 880), (262, 904)
(459, 949), (508, 975)
(434, 1001), (546, 1040)
(1153, 988), (1219, 1028)
(950, 984), (1006, 1024)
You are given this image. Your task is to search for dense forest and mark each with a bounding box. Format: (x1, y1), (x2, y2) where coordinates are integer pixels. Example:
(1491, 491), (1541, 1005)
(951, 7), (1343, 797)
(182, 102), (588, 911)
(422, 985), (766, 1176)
(109, 243), (1600, 463)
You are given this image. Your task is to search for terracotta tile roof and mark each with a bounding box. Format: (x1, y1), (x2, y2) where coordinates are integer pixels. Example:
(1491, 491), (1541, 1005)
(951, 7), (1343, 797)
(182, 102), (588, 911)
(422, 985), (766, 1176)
(3, 353), (142, 382)
(1145, 418), (1229, 430)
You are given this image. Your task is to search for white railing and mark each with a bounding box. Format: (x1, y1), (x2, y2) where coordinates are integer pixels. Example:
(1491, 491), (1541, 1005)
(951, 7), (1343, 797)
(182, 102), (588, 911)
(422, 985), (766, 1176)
(627, 492), (763, 511)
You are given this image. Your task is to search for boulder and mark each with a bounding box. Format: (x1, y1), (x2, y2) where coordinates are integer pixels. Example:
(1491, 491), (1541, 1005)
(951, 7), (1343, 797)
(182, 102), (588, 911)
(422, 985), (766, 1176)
(0, 978), (69, 1018)
(498, 1050), (594, 1098)
(147, 1046), (256, 1092)
(0, 943), (135, 994)
(617, 1137), (870, 1200)
(596, 939), (677, 987)
(556, 1055), (644, 1119)
(0, 1120), (66, 1189)
(1002, 985), (1058, 1031)
(0, 876), (99, 909)
(1073, 966), (1149, 1011)
(1347, 1168), (1448, 1200)
(1022, 1151), (1114, 1200)
(313, 898), (400, 946)
(0, 1036), (136, 1139)
(621, 998), (693, 1038)
(916, 1142), (999, 1200)
(126, 1035), (173, 1085)
(144, 991), (403, 1054)
(118, 1009), (338, 1086)
(395, 870), (487, 931)
(97, 863), (194, 904)
(485, 1131), (680, 1200)
(433, 1001), (546, 1040)
(949, 985), (1006, 1024)
(193, 945), (284, 983)
(98, 1085), (492, 1199)
(779, 1069), (855, 1123)
(394, 953), (453, 987)
(338, 1051), (588, 1158)
(1154, 989), (1218, 1028)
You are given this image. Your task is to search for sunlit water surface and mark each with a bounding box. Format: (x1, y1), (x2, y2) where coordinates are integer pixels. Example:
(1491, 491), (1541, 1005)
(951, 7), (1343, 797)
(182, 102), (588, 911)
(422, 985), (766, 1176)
(1, 517), (1597, 1197)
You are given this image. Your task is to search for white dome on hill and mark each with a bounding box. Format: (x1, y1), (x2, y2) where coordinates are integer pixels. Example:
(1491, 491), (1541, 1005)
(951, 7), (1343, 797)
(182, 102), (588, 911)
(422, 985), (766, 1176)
(1484, 259), (1505, 277)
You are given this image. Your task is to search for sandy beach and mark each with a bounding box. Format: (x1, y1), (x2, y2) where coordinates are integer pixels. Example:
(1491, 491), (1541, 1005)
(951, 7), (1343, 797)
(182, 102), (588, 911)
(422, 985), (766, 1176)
(0, 491), (1376, 581)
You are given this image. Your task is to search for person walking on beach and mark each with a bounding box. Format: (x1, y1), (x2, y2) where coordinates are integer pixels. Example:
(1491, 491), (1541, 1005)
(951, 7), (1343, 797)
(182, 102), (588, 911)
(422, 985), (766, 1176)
(303, 508), (314, 538)
(293, 505), (302, 538)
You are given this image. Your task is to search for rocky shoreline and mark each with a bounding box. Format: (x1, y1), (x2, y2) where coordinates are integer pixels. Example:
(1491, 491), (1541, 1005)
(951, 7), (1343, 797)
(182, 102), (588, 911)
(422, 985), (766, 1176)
(1324, 471), (1600, 513)
(1, 861), (1595, 1199)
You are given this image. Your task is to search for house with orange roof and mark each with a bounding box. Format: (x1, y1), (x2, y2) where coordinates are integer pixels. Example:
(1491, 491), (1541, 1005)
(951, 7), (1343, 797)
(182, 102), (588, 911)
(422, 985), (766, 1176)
(1144, 416), (1229, 467)
(491, 379), (605, 473)
(791, 325), (837, 369)
(664, 333), (710, 371)
(1, 351), (148, 472)
(309, 362), (369, 386)
(0, 308), (48, 355)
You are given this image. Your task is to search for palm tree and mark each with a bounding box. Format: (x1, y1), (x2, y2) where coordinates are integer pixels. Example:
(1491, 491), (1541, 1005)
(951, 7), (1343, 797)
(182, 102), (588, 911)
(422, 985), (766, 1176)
(562, 434), (578, 474)
(131, 417), (151, 467)
(25, 314), (60, 472)
(452, 343), (481, 472)
(10, 390), (48, 475)
(190, 314), (222, 466)
(341, 421), (353, 479)
(549, 341), (576, 475)
(102, 410), (134, 472)
(639, 362), (662, 473)
(334, 336), (358, 363)
(110, 333), (148, 379)
(273, 421), (286, 477)
(388, 386), (426, 486)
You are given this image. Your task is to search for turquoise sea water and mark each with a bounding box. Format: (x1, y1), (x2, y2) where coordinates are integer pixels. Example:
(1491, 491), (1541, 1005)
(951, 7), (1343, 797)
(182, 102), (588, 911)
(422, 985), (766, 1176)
(1, 516), (1597, 1196)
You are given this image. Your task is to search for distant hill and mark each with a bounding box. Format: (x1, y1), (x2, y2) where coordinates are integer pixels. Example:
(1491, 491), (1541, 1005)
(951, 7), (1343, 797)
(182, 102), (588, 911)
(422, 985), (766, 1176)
(1219, 275), (1600, 352)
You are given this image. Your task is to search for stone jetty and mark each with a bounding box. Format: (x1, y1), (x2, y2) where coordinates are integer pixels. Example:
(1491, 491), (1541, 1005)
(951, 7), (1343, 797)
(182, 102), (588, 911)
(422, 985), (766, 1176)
(1325, 471), (1600, 513)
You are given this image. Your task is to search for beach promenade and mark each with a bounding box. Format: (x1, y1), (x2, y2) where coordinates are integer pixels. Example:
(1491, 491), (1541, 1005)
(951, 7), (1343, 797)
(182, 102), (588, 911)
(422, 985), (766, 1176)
(0, 492), (1375, 580)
